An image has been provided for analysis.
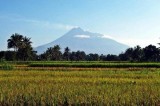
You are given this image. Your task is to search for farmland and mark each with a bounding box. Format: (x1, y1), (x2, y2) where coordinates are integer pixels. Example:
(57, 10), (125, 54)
(0, 61), (160, 105)
(2, 61), (160, 69)
(29, 61), (160, 68)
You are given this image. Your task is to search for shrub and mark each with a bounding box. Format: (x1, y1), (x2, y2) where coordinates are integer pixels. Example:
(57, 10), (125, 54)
(0, 59), (14, 70)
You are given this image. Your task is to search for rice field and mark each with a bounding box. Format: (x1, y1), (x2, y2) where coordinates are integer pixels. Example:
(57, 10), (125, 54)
(29, 62), (160, 68)
(0, 68), (160, 105)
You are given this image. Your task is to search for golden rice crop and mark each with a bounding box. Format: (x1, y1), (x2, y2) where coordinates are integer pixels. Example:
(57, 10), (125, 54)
(0, 69), (160, 105)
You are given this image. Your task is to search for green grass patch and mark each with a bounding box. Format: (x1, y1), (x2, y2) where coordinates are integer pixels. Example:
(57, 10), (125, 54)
(29, 62), (160, 68)
(0, 59), (14, 70)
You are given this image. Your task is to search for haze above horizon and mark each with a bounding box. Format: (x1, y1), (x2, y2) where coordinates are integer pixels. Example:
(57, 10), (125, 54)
(0, 0), (160, 50)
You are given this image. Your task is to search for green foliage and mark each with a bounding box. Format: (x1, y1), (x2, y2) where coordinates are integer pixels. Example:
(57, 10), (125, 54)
(0, 59), (14, 70)
(7, 33), (36, 61)
(29, 61), (160, 68)
(4, 34), (160, 62)
(7, 33), (23, 51)
(119, 45), (160, 62)
(63, 47), (71, 61)
(45, 45), (62, 61)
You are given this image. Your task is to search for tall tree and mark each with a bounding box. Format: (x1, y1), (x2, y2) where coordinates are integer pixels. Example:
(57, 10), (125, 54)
(45, 47), (53, 60)
(17, 37), (36, 61)
(70, 52), (77, 61)
(7, 34), (37, 61)
(132, 45), (143, 61)
(7, 33), (23, 51)
(86, 53), (99, 61)
(52, 45), (62, 60)
(63, 47), (71, 61)
(76, 51), (86, 61)
(124, 48), (134, 61)
(45, 45), (62, 61)
(22, 36), (32, 47)
(143, 45), (160, 61)
(7, 33), (23, 60)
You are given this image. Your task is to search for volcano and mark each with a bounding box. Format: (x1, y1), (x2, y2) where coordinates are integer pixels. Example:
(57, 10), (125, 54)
(35, 27), (129, 55)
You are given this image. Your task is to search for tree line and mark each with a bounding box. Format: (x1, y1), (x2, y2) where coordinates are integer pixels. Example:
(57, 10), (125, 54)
(0, 33), (160, 62)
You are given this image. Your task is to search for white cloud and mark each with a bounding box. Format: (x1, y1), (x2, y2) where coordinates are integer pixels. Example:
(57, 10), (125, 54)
(0, 14), (77, 31)
(21, 19), (77, 30)
(54, 24), (78, 30)
(118, 38), (159, 48)
(74, 35), (90, 38)
(101, 34), (114, 39)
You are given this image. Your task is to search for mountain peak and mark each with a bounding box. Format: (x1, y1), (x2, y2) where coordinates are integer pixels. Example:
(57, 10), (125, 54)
(35, 27), (129, 54)
(69, 27), (84, 32)
(64, 27), (85, 37)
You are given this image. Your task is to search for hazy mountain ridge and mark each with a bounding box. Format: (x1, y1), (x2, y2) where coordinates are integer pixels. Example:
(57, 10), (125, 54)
(35, 27), (129, 55)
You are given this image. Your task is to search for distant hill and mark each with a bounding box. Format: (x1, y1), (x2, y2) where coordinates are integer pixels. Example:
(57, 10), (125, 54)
(35, 27), (129, 55)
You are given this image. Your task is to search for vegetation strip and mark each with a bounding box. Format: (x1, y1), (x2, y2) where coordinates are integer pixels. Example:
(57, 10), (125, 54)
(29, 62), (160, 68)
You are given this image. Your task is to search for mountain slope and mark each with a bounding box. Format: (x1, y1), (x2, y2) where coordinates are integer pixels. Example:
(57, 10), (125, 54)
(35, 27), (129, 55)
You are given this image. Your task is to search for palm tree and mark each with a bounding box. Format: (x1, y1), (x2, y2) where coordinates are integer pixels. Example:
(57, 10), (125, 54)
(45, 45), (62, 60)
(8, 34), (36, 61)
(46, 47), (53, 60)
(63, 47), (71, 61)
(17, 36), (35, 61)
(7, 33), (23, 61)
(53, 45), (61, 52)
(52, 45), (62, 60)
(22, 36), (32, 48)
(7, 33), (23, 51)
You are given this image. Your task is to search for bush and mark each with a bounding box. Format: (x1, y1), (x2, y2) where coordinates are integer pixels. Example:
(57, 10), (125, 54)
(0, 59), (14, 70)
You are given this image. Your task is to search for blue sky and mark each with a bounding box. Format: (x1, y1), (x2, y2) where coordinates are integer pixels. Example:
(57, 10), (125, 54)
(0, 0), (160, 50)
